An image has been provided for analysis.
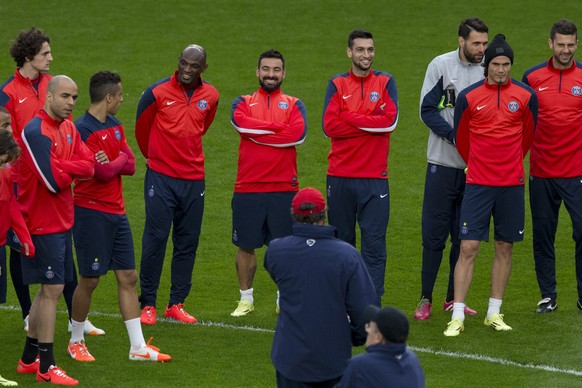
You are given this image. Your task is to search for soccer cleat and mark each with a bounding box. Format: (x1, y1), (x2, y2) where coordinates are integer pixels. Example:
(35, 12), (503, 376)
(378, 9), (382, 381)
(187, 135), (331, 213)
(413, 298), (432, 320)
(67, 341), (95, 362)
(67, 319), (106, 336)
(24, 315), (29, 332)
(443, 300), (477, 316)
(484, 314), (512, 331)
(0, 374), (18, 387)
(36, 365), (78, 386)
(231, 300), (255, 317)
(164, 304), (197, 324)
(140, 306), (157, 325)
(443, 318), (464, 337)
(535, 297), (557, 314)
(129, 337), (172, 362)
(16, 358), (39, 374)
(84, 320), (105, 336)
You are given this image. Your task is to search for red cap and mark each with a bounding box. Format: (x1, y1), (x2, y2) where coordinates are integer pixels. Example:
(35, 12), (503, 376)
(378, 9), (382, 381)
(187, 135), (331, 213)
(292, 187), (326, 215)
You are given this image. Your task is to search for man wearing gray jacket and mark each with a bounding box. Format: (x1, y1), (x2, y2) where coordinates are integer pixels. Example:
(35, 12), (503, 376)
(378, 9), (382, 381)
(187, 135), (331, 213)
(414, 18), (488, 320)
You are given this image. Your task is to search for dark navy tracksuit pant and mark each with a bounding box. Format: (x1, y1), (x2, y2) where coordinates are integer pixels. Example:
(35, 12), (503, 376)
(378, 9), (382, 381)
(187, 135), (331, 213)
(326, 176), (389, 305)
(530, 176), (582, 300)
(140, 168), (205, 308)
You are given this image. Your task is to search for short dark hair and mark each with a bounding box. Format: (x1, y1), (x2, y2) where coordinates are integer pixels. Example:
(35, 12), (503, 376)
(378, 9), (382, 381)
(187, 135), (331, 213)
(0, 129), (21, 162)
(550, 19), (577, 40)
(89, 71), (122, 103)
(458, 17), (488, 39)
(10, 27), (51, 68)
(348, 29), (373, 48)
(291, 203), (326, 224)
(258, 49), (285, 69)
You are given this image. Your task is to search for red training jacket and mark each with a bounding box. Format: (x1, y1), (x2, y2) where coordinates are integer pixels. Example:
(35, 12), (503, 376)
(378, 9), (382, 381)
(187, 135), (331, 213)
(322, 69), (398, 179)
(454, 78), (538, 186)
(0, 166), (34, 256)
(522, 59), (582, 178)
(74, 112), (136, 214)
(18, 110), (94, 234)
(231, 87), (307, 193)
(135, 72), (219, 180)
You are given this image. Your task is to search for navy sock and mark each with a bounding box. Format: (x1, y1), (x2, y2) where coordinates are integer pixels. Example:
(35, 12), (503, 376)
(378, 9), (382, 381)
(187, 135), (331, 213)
(421, 293), (433, 303)
(21, 336), (38, 364)
(38, 342), (55, 374)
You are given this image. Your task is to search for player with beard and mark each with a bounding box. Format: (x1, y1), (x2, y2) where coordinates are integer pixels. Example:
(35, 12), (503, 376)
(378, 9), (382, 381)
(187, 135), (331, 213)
(229, 49), (307, 316)
(415, 18), (488, 321)
(522, 19), (582, 315)
(136, 45), (219, 325)
(322, 29), (398, 306)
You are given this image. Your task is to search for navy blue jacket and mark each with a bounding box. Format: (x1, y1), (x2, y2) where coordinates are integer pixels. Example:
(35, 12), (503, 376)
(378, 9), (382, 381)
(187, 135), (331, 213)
(264, 223), (377, 382)
(339, 343), (425, 388)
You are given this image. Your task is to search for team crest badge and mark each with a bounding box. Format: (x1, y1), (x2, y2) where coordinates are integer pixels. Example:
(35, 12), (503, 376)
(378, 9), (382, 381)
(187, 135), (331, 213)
(46, 266), (54, 279)
(233, 230), (238, 242)
(278, 102), (289, 110)
(198, 100), (208, 110)
(306, 239), (316, 247)
(12, 234), (20, 244)
(572, 86), (582, 96)
(461, 222), (469, 235)
(369, 91), (380, 102)
(91, 258), (100, 271)
(66, 134), (73, 144)
(430, 165), (437, 174)
(508, 101), (519, 112)
(115, 129), (121, 140)
(148, 185), (155, 198)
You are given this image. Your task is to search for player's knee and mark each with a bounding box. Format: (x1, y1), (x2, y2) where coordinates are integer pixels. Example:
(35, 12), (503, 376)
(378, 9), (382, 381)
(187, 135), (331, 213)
(40, 284), (64, 300)
(80, 276), (100, 291)
(117, 269), (138, 288)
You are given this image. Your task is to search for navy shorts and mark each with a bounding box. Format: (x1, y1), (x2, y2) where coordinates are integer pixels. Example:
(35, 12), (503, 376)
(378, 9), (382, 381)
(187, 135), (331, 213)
(232, 192), (295, 249)
(73, 206), (135, 276)
(459, 184), (524, 242)
(21, 230), (75, 285)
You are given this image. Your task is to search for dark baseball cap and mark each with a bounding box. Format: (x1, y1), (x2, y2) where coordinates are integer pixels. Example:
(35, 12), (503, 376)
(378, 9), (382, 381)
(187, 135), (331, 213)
(364, 305), (409, 343)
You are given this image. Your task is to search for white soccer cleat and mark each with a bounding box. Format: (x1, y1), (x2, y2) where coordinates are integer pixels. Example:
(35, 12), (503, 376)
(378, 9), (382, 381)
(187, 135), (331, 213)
(68, 319), (106, 336)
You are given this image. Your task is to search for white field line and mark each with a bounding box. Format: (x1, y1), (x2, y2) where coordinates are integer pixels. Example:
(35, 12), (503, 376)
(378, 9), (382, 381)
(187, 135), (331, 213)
(2, 305), (582, 376)
(409, 346), (582, 377)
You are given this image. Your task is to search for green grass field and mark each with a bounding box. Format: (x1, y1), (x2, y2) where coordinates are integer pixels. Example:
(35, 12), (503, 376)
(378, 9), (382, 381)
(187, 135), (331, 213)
(2, 0), (582, 386)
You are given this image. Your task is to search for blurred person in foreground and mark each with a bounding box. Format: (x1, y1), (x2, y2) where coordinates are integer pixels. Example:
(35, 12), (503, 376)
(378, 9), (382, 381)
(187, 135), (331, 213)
(264, 187), (376, 387)
(340, 305), (424, 388)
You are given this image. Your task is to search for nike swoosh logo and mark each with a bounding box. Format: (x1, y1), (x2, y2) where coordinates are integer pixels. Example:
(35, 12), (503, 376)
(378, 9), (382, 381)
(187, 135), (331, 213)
(380, 193), (388, 198)
(70, 351), (76, 358)
(37, 374), (50, 382)
(342, 95), (352, 100)
(130, 352), (151, 359)
(167, 101), (177, 105)
(19, 97), (28, 103)
(519, 230), (524, 234)
(538, 87), (549, 91)
(249, 103), (259, 106)
(477, 105), (487, 110)
(101, 135), (107, 140)
(200, 191), (205, 196)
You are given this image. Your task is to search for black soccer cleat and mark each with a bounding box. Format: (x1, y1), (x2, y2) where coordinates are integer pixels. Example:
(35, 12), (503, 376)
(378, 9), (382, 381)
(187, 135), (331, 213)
(535, 297), (557, 314)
